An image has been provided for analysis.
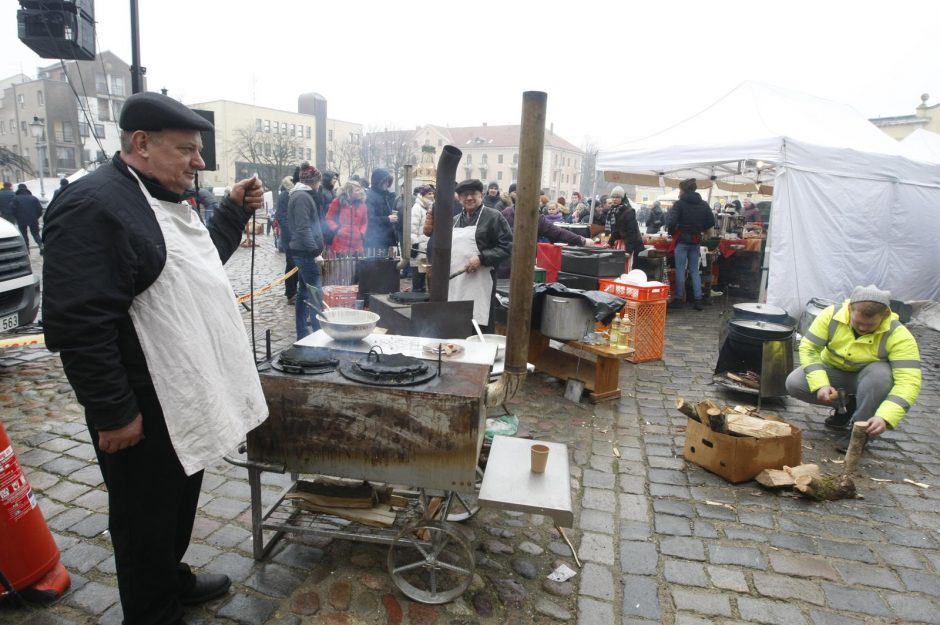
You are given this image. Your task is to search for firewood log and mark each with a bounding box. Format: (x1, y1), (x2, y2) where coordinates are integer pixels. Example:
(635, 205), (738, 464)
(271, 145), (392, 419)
(842, 421), (870, 476)
(794, 474), (856, 501)
(675, 399), (700, 422)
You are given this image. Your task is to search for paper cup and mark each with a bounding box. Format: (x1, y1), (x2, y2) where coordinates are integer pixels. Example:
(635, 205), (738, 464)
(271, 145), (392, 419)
(530, 444), (550, 474)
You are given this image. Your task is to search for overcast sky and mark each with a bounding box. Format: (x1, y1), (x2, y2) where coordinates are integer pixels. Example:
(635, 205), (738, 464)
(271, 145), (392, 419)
(5, 0), (940, 149)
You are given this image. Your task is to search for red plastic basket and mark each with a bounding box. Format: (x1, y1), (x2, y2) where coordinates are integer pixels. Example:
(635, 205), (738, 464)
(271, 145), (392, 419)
(598, 279), (671, 302)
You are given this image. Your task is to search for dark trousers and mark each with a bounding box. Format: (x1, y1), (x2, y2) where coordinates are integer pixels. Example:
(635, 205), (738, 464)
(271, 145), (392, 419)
(19, 219), (41, 250)
(284, 250), (298, 299)
(90, 391), (201, 625)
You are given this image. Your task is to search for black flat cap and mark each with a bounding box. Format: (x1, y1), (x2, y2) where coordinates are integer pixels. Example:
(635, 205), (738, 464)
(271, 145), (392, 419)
(119, 91), (214, 132)
(455, 179), (484, 194)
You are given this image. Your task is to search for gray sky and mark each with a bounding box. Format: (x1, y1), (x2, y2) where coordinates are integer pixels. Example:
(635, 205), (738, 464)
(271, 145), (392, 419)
(6, 0), (940, 148)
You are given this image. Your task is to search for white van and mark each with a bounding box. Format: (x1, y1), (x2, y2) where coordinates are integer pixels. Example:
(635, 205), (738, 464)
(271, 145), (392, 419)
(0, 219), (41, 330)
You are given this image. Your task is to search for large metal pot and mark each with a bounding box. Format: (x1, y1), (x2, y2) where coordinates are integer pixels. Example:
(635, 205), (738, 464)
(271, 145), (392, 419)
(540, 296), (594, 341)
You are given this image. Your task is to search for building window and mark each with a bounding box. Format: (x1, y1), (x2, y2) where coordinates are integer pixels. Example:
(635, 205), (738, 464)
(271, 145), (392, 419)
(63, 123), (75, 142)
(306, 148), (312, 159)
(290, 123), (295, 136)
(95, 73), (107, 92)
(98, 97), (111, 121)
(57, 146), (76, 170)
(79, 123), (89, 137)
(498, 154), (503, 164)
(263, 143), (271, 157)
(481, 154), (488, 164)
(513, 153), (519, 164)
(263, 120), (270, 132)
(95, 124), (106, 139)
(111, 76), (126, 96)
(18, 94), (24, 108)
(21, 121), (27, 134)
(328, 129), (334, 142)
(113, 99), (123, 119)
(466, 154), (472, 165)
(497, 171), (503, 180)
(306, 126), (311, 139)
(297, 125), (303, 138)
(10, 120), (16, 133)
(37, 91), (44, 106)
(256, 119), (262, 131)
(328, 149), (334, 162)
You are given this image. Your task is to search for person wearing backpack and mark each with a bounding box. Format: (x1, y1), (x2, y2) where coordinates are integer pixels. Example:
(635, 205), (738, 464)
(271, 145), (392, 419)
(666, 178), (715, 310)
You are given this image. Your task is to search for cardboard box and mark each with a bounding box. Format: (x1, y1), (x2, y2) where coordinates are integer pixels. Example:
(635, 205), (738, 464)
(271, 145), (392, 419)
(683, 417), (802, 483)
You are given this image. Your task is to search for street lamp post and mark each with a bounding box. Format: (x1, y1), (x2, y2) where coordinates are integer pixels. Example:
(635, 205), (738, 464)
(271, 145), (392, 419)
(29, 116), (46, 201)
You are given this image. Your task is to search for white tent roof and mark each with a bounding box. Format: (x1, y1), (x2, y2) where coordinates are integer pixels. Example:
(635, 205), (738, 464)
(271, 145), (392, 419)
(596, 81), (940, 314)
(900, 129), (940, 164)
(597, 81), (909, 185)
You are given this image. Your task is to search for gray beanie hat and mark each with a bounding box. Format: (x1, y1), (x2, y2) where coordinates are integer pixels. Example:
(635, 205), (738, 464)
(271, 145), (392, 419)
(850, 284), (890, 307)
(610, 186), (625, 198)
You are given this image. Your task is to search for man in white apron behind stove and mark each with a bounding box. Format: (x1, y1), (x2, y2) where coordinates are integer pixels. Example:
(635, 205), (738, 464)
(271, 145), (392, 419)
(42, 92), (269, 624)
(448, 179), (513, 332)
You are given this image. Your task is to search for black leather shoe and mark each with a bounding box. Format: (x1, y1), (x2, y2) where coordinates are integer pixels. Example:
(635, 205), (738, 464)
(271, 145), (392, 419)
(824, 410), (852, 429)
(667, 299), (683, 309)
(180, 573), (231, 606)
(692, 300), (704, 311)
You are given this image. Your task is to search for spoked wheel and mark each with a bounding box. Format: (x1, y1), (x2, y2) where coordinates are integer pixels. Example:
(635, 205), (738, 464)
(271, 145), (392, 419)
(445, 466), (483, 522)
(387, 520), (475, 604)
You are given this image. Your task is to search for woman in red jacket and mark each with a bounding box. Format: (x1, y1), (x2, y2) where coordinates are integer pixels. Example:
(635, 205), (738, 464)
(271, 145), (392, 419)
(326, 180), (368, 255)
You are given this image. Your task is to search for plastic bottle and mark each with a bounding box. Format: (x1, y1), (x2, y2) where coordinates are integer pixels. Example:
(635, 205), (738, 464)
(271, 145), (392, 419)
(608, 317), (620, 347)
(618, 313), (631, 348)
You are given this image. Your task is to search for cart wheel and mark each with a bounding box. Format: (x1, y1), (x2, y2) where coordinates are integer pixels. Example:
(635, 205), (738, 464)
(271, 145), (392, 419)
(445, 466), (483, 522)
(387, 520), (475, 604)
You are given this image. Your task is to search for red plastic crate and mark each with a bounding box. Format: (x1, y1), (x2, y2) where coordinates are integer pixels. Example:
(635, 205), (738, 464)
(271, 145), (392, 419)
(598, 279), (671, 302)
(323, 285), (358, 308)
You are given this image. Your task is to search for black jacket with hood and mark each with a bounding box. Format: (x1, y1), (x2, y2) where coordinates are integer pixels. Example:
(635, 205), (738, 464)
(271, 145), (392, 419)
(666, 191), (716, 244)
(365, 168), (398, 251)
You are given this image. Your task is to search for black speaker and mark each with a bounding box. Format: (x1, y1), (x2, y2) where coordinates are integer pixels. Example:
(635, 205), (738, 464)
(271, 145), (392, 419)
(17, 0), (96, 61)
(192, 109), (217, 171)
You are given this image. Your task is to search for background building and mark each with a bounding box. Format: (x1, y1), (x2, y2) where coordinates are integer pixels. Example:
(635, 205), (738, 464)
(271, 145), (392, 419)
(0, 51), (131, 183)
(365, 123), (584, 199)
(870, 93), (940, 140)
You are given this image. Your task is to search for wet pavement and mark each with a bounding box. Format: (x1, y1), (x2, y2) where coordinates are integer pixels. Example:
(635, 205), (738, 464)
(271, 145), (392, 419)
(2, 234), (939, 624)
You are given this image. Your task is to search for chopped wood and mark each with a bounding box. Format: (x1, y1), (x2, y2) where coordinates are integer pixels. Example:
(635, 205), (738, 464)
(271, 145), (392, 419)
(376, 488), (409, 508)
(726, 372), (760, 389)
(794, 474), (857, 501)
(732, 405), (758, 415)
(755, 464), (821, 489)
(870, 478), (892, 483)
(903, 479), (930, 489)
(706, 408), (726, 433)
(289, 479), (376, 509)
(842, 421), (870, 476)
(725, 413), (792, 439)
(675, 399), (700, 421)
(612, 446), (621, 458)
(291, 500), (397, 528)
(704, 500), (735, 511)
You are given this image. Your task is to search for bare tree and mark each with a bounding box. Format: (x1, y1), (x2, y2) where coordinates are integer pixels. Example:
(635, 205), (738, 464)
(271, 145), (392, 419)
(0, 147), (35, 181)
(329, 136), (364, 182)
(361, 125), (416, 190)
(230, 124), (305, 192)
(581, 142), (599, 198)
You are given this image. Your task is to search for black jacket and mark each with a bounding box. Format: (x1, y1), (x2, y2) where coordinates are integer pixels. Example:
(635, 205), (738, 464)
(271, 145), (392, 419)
(365, 168), (398, 251)
(666, 191), (716, 244)
(610, 200), (644, 254)
(42, 154), (251, 432)
(12, 190), (43, 224)
(455, 204), (513, 269)
(0, 187), (14, 221)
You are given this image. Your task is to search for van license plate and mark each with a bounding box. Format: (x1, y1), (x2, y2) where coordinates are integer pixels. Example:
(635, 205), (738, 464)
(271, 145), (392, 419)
(0, 314), (19, 331)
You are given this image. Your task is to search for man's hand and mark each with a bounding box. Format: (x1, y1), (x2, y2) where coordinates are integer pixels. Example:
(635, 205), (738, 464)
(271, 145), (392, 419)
(465, 255), (481, 273)
(866, 416), (888, 437)
(98, 414), (144, 454)
(230, 176), (264, 211)
(816, 386), (839, 404)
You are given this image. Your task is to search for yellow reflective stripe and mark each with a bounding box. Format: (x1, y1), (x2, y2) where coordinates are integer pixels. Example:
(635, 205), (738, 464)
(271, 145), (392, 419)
(878, 320), (901, 360)
(890, 360), (921, 369)
(886, 395), (911, 410)
(826, 317), (839, 345)
(804, 332), (827, 346)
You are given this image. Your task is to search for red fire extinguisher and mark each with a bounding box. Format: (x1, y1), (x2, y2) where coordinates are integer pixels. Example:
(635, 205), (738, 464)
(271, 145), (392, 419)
(0, 419), (67, 601)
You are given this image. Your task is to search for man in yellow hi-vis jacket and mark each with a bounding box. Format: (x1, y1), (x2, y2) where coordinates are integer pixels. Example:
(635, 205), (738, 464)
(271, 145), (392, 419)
(785, 284), (922, 452)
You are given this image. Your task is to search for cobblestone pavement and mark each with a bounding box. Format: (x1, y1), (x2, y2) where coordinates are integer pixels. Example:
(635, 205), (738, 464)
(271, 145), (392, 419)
(2, 235), (939, 624)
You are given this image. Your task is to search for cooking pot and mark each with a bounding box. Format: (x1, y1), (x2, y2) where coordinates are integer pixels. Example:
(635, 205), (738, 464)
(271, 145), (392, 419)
(732, 302), (790, 324)
(728, 319), (794, 344)
(541, 296), (594, 341)
(798, 297), (836, 337)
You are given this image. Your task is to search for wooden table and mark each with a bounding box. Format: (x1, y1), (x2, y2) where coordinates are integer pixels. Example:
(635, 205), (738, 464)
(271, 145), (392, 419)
(527, 329), (634, 402)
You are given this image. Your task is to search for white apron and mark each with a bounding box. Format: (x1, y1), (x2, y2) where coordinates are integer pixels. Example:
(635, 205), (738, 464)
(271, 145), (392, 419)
(126, 171), (268, 476)
(448, 222), (493, 325)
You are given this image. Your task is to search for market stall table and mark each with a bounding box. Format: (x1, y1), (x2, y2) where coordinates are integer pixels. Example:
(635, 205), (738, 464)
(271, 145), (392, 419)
(527, 329), (634, 402)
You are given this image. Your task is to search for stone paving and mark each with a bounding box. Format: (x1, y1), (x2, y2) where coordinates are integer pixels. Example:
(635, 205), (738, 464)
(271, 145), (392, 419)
(1, 234), (939, 624)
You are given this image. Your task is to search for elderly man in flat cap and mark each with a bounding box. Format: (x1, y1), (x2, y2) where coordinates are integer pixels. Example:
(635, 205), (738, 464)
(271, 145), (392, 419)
(42, 91), (269, 623)
(785, 284), (922, 453)
(450, 178), (512, 330)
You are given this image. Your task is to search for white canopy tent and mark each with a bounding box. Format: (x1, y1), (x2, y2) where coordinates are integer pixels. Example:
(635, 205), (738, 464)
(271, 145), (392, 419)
(597, 82), (940, 316)
(900, 129), (940, 164)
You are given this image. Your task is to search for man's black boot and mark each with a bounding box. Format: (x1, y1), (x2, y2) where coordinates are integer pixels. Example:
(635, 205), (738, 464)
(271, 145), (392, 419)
(692, 300), (704, 311)
(824, 396), (856, 429)
(180, 573), (231, 606)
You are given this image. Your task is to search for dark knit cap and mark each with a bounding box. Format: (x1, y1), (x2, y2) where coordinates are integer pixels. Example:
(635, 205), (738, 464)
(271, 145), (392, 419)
(300, 165), (321, 182)
(508, 183), (517, 194)
(487, 182), (499, 190)
(119, 91), (214, 132)
(455, 179), (484, 194)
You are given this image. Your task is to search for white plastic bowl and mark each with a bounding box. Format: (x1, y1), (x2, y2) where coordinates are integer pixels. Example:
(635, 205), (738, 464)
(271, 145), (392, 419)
(316, 308), (380, 342)
(465, 334), (507, 361)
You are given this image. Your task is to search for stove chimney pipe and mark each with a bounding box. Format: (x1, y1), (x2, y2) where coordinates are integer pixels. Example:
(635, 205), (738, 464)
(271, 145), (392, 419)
(397, 164), (414, 272)
(485, 91), (547, 407)
(430, 145), (462, 301)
